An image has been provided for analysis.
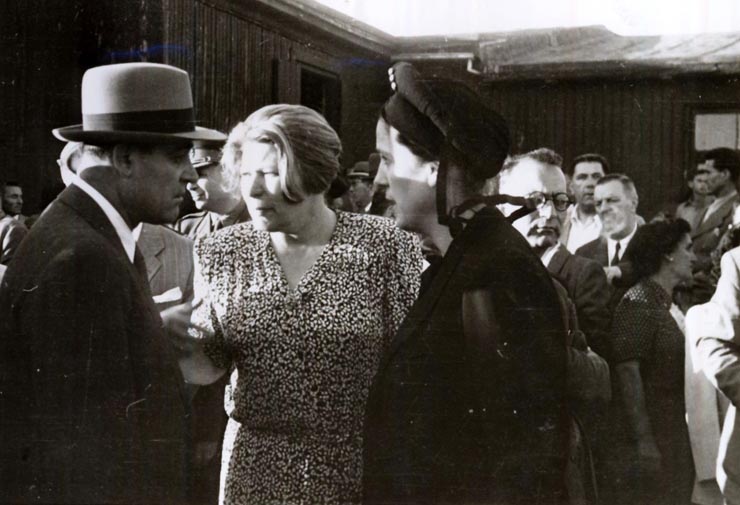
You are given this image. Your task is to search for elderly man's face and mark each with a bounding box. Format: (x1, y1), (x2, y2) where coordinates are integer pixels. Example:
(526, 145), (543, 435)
(2, 185), (23, 216)
(570, 161), (605, 210)
(129, 144), (196, 224)
(594, 180), (638, 240)
(499, 158), (567, 252)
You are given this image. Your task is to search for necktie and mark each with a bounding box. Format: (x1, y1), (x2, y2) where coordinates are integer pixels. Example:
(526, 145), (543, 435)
(610, 241), (621, 267)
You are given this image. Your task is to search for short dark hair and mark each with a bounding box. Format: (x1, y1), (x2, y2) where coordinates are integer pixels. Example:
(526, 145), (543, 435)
(703, 148), (740, 181)
(3, 181), (21, 189)
(624, 218), (691, 281)
(568, 153), (610, 177)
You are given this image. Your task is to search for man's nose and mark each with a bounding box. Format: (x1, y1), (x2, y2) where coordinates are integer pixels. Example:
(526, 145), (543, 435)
(539, 200), (555, 218)
(182, 163), (198, 184)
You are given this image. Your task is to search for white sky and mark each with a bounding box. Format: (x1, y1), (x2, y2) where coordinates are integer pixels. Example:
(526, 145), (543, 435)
(314, 0), (740, 36)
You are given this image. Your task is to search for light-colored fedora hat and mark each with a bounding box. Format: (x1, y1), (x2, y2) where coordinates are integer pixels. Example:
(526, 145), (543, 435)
(53, 62), (226, 145)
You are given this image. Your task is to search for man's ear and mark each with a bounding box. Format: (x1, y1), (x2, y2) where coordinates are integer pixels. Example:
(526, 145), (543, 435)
(111, 144), (135, 177)
(425, 160), (440, 188)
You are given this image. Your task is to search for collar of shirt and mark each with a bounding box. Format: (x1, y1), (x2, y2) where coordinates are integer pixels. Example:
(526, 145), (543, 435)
(606, 223), (637, 264)
(71, 175), (136, 263)
(540, 242), (564, 268)
(568, 204), (600, 226)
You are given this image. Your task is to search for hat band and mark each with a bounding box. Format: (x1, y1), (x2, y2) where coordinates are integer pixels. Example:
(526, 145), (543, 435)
(83, 107), (196, 133)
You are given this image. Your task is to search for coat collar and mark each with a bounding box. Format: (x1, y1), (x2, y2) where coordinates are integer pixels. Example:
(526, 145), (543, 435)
(692, 193), (738, 238)
(58, 185), (132, 263)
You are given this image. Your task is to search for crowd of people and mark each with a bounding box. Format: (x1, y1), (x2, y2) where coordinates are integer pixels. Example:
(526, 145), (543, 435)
(2, 60), (740, 505)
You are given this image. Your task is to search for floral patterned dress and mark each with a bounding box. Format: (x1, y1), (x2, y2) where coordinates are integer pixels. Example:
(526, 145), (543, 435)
(191, 212), (422, 504)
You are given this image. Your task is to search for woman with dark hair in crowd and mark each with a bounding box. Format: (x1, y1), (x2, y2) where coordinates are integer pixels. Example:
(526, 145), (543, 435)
(611, 218), (695, 504)
(363, 62), (568, 504)
(173, 104), (422, 504)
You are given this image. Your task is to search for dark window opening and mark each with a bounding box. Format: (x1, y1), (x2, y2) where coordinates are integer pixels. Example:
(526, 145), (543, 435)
(300, 65), (341, 134)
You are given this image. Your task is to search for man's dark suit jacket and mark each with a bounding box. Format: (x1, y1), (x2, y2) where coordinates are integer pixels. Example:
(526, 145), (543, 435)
(363, 208), (568, 504)
(575, 236), (637, 316)
(0, 185), (188, 504)
(547, 244), (611, 360)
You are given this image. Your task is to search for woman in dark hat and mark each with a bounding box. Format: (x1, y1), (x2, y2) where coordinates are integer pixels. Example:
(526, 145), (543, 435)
(363, 63), (569, 504)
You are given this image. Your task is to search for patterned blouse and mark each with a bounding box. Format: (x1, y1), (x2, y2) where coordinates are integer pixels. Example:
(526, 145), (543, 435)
(191, 211), (422, 504)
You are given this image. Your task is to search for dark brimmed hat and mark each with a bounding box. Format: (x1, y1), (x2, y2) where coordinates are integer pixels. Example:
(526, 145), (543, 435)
(382, 62), (510, 181)
(53, 63), (226, 145)
(347, 161), (372, 181)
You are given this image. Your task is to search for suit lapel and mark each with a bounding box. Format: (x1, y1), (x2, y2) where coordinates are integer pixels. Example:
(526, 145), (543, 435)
(546, 245), (568, 277)
(136, 224), (165, 283)
(693, 196), (737, 238)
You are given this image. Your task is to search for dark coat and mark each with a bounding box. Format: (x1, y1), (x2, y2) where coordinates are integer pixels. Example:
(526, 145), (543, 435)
(363, 208), (569, 504)
(547, 245), (611, 360)
(575, 236), (637, 314)
(0, 185), (188, 504)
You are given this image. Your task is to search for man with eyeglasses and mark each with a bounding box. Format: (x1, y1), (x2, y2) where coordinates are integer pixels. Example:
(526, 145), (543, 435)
(497, 148), (611, 360)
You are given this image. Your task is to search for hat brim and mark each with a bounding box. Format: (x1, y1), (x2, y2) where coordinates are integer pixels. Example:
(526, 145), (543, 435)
(192, 160), (220, 170)
(52, 125), (227, 144)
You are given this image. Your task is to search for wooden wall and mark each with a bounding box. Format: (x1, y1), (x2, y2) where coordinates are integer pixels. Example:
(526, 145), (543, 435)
(482, 76), (740, 218)
(411, 59), (740, 218)
(161, 0), (390, 168)
(1, 0), (390, 214)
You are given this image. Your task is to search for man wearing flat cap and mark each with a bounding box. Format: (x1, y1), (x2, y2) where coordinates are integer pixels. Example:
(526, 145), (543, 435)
(346, 160), (375, 213)
(0, 62), (226, 504)
(175, 139), (249, 240)
(364, 63), (568, 504)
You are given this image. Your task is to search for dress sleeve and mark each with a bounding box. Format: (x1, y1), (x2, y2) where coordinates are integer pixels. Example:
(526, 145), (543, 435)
(190, 237), (232, 370)
(611, 286), (659, 364)
(382, 228), (423, 344)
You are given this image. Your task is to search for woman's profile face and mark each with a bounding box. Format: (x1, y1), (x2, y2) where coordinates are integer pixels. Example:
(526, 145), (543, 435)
(375, 118), (436, 234)
(668, 233), (695, 284)
(239, 140), (294, 232)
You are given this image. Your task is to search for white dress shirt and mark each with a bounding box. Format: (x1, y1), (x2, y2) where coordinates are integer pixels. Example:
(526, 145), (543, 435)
(72, 175), (135, 263)
(564, 205), (602, 253)
(606, 224), (637, 266)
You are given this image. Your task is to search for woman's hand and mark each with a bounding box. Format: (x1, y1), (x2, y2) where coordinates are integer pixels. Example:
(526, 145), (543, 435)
(160, 300), (214, 354)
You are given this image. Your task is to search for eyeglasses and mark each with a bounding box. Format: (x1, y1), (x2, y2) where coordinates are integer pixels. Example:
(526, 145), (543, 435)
(527, 192), (572, 212)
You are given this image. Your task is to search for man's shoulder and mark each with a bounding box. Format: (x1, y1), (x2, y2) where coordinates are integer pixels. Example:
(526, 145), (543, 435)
(175, 211), (208, 232)
(575, 237), (604, 257)
(144, 223), (193, 251)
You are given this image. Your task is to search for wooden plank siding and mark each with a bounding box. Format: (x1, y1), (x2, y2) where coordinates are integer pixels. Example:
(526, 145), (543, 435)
(160, 0), (390, 169)
(479, 76), (740, 218)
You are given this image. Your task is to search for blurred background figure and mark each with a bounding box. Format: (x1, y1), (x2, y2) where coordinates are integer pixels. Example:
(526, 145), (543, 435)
(0, 182), (28, 266)
(346, 160), (374, 213)
(611, 218), (695, 505)
(2, 181), (27, 225)
(562, 153), (609, 253)
(676, 165), (714, 231)
(175, 138), (249, 240)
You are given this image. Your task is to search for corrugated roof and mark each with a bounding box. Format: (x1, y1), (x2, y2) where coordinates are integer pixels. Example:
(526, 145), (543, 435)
(477, 26), (740, 80)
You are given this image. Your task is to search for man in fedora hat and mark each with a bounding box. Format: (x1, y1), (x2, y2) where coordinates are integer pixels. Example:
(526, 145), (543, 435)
(0, 62), (225, 504)
(175, 138), (250, 240)
(346, 160), (375, 213)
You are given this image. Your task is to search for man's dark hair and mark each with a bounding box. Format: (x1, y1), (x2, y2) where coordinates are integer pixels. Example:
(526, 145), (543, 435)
(625, 218), (691, 281)
(703, 147), (740, 181)
(567, 153), (610, 177)
(3, 181), (21, 189)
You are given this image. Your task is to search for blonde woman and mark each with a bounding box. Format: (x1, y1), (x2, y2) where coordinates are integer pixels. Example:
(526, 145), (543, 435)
(176, 104), (422, 504)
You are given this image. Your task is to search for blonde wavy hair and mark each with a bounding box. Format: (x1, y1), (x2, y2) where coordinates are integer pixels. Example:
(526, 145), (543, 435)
(222, 104), (342, 202)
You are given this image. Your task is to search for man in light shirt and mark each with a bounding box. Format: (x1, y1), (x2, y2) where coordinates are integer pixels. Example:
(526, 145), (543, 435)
(0, 63), (225, 504)
(561, 153), (609, 252)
